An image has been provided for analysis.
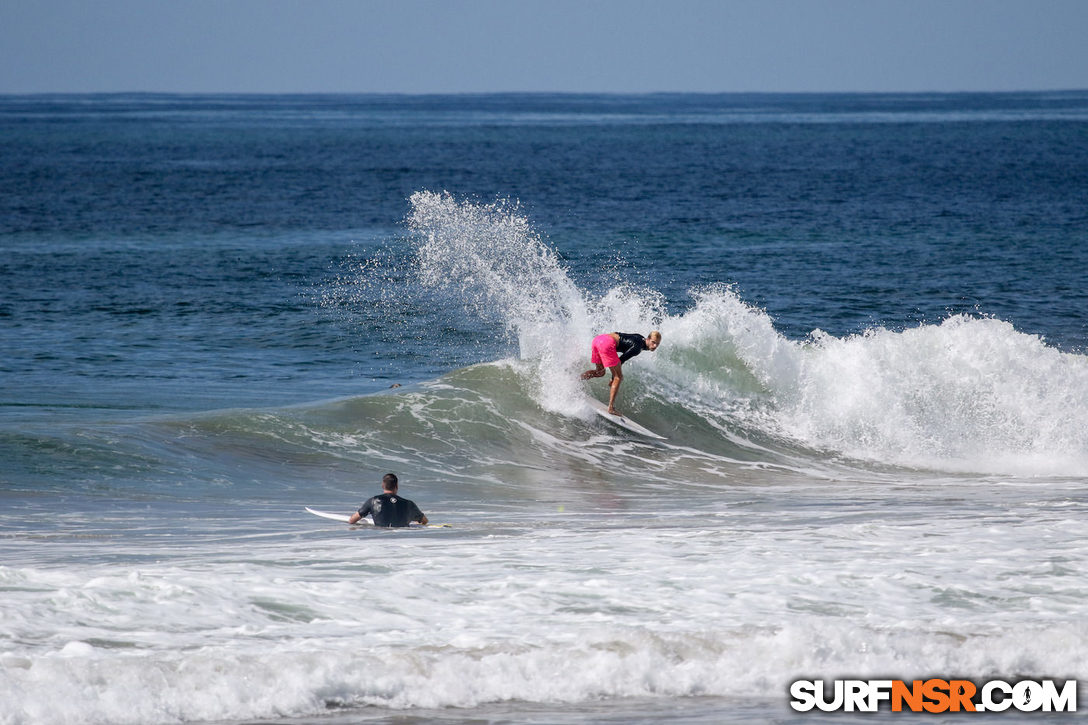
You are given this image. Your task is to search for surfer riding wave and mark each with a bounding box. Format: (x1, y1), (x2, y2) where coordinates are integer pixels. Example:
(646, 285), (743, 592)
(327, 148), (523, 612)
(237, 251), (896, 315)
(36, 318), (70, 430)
(580, 331), (661, 415)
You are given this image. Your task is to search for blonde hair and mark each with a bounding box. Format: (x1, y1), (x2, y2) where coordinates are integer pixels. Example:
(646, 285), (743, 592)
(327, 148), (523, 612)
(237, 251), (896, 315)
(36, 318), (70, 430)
(648, 330), (662, 342)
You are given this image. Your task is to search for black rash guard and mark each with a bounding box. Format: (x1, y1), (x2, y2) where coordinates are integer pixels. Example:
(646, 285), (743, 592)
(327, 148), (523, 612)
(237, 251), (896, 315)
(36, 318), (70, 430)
(357, 493), (425, 527)
(615, 332), (649, 363)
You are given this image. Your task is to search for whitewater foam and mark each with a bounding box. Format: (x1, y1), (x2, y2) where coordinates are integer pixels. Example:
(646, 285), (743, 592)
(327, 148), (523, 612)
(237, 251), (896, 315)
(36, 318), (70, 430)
(780, 315), (1088, 474)
(4, 507), (1087, 724)
(399, 192), (1088, 476)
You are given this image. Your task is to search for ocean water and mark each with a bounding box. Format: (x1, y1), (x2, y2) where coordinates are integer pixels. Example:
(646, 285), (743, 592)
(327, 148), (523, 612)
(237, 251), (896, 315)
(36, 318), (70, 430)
(2, 92), (1088, 724)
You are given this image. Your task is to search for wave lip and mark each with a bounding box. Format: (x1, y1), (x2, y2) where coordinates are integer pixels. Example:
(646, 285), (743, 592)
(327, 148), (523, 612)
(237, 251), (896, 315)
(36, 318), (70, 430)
(322, 191), (1088, 479)
(777, 315), (1088, 475)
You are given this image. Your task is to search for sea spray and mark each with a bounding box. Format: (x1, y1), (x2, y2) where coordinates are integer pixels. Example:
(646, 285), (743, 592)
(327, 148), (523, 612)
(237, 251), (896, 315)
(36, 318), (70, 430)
(406, 192), (577, 336)
(334, 192), (1088, 477)
(406, 191), (668, 416)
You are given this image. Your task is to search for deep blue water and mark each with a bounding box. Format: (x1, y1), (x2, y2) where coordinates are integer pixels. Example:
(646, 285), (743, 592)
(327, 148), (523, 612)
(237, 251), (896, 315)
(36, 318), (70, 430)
(2, 92), (1088, 725)
(2, 92), (1086, 425)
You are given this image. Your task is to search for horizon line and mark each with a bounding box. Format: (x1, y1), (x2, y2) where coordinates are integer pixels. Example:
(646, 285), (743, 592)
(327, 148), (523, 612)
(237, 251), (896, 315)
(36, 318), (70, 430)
(3, 88), (1087, 98)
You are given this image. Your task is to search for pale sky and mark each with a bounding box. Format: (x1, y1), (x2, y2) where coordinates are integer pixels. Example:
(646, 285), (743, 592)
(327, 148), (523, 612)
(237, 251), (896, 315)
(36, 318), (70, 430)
(2, 0), (1086, 94)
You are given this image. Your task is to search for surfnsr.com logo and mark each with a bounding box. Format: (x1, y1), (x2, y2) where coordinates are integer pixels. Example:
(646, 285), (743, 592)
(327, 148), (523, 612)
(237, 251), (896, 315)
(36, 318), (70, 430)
(790, 679), (1077, 713)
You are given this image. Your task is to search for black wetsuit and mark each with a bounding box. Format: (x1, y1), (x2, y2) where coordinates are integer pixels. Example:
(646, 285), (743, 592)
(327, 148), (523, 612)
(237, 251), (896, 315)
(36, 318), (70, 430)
(615, 332), (649, 363)
(357, 493), (425, 527)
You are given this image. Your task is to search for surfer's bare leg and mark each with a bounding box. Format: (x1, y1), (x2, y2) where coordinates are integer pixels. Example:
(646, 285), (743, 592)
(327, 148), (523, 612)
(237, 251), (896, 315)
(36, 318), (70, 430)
(580, 363), (606, 380)
(607, 365), (623, 415)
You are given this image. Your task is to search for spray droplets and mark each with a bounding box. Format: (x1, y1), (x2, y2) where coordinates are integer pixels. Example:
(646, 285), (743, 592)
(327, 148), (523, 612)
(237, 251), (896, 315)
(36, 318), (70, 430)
(407, 191), (585, 349)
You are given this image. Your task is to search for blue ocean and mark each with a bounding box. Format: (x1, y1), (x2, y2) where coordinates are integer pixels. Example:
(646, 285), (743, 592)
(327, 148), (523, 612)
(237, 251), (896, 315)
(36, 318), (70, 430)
(2, 92), (1087, 724)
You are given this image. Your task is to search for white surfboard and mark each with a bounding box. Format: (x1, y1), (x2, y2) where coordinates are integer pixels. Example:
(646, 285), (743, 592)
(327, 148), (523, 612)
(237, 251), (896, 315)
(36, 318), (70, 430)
(586, 397), (665, 439)
(305, 507), (451, 528)
(305, 507), (356, 523)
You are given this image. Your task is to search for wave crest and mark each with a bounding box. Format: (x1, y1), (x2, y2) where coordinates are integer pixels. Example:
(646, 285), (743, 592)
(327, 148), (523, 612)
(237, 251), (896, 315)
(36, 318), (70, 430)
(369, 192), (1088, 476)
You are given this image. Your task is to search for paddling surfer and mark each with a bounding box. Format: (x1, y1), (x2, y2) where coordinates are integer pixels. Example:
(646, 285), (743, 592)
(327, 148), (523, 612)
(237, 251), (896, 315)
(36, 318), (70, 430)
(579, 331), (661, 416)
(349, 473), (428, 527)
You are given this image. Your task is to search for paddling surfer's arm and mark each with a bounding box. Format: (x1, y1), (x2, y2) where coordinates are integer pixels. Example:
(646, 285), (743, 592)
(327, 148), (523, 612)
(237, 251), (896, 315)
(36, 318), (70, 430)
(348, 499), (372, 525)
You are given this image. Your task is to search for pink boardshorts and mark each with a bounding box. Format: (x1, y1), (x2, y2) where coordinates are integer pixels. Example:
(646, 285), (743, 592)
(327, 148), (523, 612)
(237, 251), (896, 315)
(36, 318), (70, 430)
(590, 333), (620, 368)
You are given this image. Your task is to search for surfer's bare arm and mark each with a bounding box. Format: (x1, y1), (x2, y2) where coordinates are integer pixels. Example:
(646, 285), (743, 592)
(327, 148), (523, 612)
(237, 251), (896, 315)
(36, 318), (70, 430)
(347, 511), (363, 525)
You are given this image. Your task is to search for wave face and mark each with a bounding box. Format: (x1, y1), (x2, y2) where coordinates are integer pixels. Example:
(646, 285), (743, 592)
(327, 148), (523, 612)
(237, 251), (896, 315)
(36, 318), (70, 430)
(4, 191), (1086, 725)
(400, 191), (1088, 478)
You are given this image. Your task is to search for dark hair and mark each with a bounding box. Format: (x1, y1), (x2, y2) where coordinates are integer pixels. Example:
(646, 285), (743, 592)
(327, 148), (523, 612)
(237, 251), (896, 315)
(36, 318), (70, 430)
(382, 473), (398, 489)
